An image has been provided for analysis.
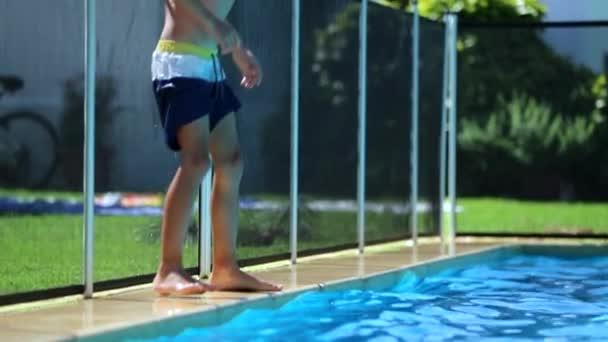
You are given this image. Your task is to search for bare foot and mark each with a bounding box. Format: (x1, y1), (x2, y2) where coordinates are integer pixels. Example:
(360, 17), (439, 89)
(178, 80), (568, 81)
(153, 268), (214, 296)
(210, 267), (283, 292)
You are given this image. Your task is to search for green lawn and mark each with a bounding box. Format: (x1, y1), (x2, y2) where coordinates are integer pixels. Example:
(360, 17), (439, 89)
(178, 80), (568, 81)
(2, 192), (608, 296)
(0, 215), (198, 294)
(0, 192), (410, 295)
(458, 198), (608, 234)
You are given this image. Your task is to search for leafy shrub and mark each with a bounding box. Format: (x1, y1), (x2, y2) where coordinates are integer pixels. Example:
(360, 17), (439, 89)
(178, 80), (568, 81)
(459, 92), (606, 199)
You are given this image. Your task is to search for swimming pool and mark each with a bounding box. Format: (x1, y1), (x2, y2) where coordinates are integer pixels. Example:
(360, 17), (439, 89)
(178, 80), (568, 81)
(78, 245), (608, 341)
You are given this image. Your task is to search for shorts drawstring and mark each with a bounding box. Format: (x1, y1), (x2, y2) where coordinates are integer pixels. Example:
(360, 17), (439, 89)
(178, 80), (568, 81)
(211, 53), (224, 101)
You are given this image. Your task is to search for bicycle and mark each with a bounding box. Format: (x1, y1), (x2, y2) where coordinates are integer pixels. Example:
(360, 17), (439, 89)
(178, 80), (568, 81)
(0, 75), (59, 189)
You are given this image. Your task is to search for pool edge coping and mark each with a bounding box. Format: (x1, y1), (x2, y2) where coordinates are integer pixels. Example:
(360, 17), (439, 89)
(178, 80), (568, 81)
(70, 242), (516, 342)
(0, 239), (433, 315)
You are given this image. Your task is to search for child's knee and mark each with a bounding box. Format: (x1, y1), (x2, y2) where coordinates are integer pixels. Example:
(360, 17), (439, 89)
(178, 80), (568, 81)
(228, 150), (243, 170)
(214, 149), (243, 176)
(182, 152), (211, 175)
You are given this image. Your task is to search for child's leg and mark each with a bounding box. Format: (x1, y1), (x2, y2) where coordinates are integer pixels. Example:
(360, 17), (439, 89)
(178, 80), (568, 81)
(207, 113), (282, 291)
(154, 116), (213, 295)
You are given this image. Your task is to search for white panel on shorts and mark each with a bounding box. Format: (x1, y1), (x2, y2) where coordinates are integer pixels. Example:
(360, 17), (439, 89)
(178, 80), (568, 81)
(151, 51), (226, 82)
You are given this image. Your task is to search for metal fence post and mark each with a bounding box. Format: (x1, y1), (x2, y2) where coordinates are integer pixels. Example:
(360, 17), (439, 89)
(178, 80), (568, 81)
(357, 0), (368, 254)
(290, 0), (301, 265)
(199, 167), (213, 278)
(447, 14), (459, 248)
(410, 0), (420, 247)
(83, 0), (96, 299)
(439, 13), (450, 248)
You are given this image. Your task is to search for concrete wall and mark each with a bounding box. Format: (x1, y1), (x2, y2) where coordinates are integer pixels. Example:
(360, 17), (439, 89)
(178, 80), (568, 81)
(0, 0), (175, 192)
(0, 0), (292, 193)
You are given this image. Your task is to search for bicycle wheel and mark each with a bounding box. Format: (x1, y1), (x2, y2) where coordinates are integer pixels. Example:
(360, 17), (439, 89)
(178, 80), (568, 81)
(0, 111), (59, 189)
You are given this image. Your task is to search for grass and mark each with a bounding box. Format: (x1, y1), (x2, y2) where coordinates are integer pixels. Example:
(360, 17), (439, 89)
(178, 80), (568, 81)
(458, 198), (608, 234)
(2, 191), (608, 296)
(0, 215), (200, 294)
(0, 189), (81, 200)
(0, 191), (412, 295)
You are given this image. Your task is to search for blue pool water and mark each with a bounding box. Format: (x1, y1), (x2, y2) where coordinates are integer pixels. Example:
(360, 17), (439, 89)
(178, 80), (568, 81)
(134, 255), (608, 341)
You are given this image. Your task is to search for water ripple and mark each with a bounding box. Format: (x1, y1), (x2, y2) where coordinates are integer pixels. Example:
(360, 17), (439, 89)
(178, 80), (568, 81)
(134, 255), (608, 342)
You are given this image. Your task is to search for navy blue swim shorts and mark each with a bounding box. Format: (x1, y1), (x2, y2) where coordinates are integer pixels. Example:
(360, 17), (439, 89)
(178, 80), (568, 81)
(151, 40), (242, 151)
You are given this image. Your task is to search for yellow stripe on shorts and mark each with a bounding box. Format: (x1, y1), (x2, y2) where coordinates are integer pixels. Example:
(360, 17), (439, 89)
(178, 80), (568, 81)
(156, 40), (217, 60)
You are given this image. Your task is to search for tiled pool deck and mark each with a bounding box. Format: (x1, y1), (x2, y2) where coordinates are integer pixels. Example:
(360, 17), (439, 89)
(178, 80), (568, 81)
(2, 237), (605, 342)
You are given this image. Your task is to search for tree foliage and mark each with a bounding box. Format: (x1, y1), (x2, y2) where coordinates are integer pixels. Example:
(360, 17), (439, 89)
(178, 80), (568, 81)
(260, 0), (608, 200)
(377, 0), (546, 21)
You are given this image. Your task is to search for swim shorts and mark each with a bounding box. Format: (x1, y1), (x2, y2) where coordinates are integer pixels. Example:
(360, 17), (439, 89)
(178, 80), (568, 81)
(151, 40), (242, 151)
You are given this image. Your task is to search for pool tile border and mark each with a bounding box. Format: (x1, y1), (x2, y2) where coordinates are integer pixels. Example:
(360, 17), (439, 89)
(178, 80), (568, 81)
(74, 243), (514, 342)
